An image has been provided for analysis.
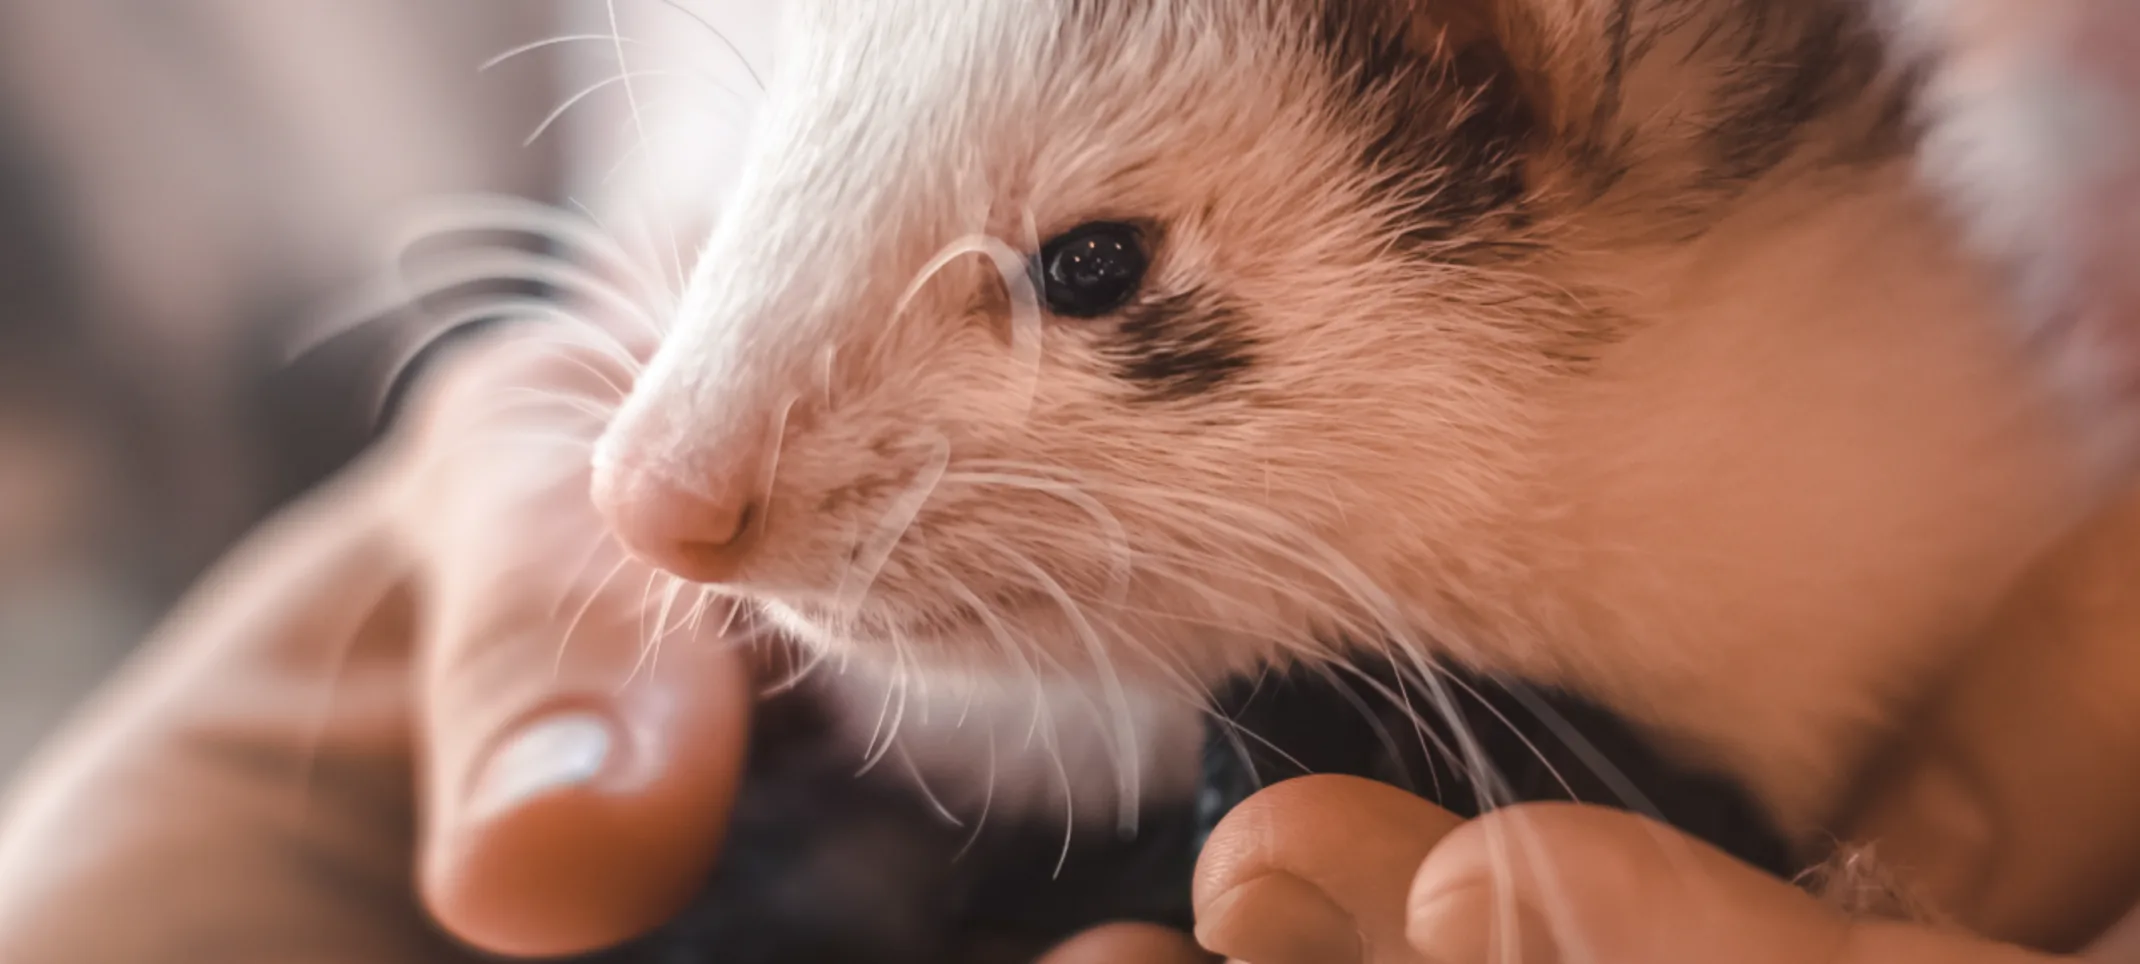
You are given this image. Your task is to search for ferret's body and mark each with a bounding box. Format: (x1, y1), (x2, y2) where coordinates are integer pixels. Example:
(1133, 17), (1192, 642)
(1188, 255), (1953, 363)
(582, 0), (2140, 936)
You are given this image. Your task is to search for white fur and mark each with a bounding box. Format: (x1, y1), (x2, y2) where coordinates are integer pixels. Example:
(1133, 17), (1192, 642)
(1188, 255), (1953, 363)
(1878, 0), (2140, 469)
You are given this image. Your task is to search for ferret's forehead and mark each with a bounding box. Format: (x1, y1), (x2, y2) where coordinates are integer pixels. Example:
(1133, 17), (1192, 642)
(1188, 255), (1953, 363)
(678, 0), (1381, 322)
(787, 0), (1275, 43)
(778, 0), (1317, 98)
(760, 0), (1336, 199)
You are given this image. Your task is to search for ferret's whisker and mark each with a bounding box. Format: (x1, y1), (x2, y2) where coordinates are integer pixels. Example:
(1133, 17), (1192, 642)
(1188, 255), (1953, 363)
(480, 33), (650, 74)
(893, 744), (964, 828)
(620, 568), (668, 689)
(525, 68), (690, 150)
(657, 0), (766, 90)
(556, 555), (636, 680)
(837, 431), (950, 615)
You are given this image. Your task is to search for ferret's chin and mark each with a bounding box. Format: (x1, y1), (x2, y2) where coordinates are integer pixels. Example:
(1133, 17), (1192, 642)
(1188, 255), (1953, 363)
(754, 598), (1020, 674)
(755, 596), (1241, 687)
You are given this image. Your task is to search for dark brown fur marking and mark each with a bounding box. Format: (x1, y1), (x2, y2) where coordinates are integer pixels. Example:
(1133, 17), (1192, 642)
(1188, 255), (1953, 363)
(1107, 287), (1258, 401)
(1304, 0), (1917, 228)
(1304, 1), (1537, 258)
(1686, 0), (1902, 190)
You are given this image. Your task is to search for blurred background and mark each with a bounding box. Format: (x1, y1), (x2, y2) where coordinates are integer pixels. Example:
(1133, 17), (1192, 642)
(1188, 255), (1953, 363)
(0, 1), (770, 778)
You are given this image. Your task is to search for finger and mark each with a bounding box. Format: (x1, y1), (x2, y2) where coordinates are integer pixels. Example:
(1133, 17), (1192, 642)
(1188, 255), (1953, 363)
(414, 563), (753, 959)
(1035, 923), (1215, 964)
(1405, 803), (2069, 964)
(395, 333), (756, 958)
(1837, 498), (2140, 952)
(1193, 774), (1465, 964)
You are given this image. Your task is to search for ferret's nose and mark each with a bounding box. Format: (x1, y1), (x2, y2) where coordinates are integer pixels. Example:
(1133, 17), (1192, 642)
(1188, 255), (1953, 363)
(590, 456), (759, 584)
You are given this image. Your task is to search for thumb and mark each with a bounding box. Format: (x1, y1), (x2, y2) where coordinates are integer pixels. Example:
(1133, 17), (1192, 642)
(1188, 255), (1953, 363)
(1193, 775), (1465, 964)
(1404, 803), (2070, 964)
(391, 331), (756, 959)
(412, 552), (753, 960)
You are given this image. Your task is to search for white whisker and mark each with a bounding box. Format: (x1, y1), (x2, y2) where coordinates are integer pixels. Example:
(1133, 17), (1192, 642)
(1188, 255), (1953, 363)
(838, 431), (952, 615)
(556, 555), (635, 680)
(658, 0), (766, 90)
(893, 744), (964, 828)
(480, 33), (650, 73)
(525, 68), (691, 150)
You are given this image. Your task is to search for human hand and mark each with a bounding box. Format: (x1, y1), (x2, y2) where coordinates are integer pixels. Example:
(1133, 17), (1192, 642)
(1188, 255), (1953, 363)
(0, 322), (1209, 964)
(1191, 775), (2075, 964)
(0, 324), (753, 962)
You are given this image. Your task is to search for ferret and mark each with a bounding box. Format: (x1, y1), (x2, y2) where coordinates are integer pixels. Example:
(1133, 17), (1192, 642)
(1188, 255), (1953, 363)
(544, 0), (2140, 948)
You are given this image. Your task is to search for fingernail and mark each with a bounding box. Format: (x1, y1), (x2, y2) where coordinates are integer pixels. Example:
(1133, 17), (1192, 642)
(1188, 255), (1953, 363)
(1408, 888), (1557, 964)
(466, 711), (614, 822)
(1196, 872), (1361, 964)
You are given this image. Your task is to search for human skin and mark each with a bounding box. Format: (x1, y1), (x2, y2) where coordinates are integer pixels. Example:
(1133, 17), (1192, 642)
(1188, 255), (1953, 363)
(0, 325), (2109, 964)
(0, 327), (1202, 964)
(1194, 778), (2080, 964)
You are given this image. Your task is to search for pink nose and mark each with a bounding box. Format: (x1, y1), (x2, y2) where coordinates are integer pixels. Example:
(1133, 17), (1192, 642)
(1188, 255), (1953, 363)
(591, 457), (759, 584)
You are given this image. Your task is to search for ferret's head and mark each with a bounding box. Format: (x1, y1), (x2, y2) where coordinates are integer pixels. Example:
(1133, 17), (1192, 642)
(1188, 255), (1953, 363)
(595, 0), (1575, 680)
(590, 0), (2099, 786)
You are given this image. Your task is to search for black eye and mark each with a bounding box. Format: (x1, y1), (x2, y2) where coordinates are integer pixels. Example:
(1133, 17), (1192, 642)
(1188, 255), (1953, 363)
(1037, 222), (1148, 318)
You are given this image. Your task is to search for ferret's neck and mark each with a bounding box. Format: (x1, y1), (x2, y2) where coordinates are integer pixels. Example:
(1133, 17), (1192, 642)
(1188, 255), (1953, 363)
(1529, 165), (2102, 832)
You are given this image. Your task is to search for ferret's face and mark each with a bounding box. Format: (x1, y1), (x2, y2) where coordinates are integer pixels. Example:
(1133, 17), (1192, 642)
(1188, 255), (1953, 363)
(589, 0), (2081, 741)
(577, 0), (2134, 829)
(594, 0), (1579, 688)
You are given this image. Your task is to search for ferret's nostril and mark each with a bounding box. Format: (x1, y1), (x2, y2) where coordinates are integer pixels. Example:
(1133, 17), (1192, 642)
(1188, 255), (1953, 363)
(666, 502), (757, 580)
(592, 462), (761, 584)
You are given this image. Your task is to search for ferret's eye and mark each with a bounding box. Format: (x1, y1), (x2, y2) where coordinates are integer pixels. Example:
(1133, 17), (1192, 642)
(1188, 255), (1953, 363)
(1037, 222), (1147, 318)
